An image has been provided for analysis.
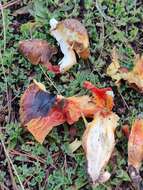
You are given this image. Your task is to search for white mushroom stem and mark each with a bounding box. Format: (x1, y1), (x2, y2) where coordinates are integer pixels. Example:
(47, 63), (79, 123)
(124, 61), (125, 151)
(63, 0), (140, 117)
(58, 40), (76, 72)
(50, 18), (58, 30)
(50, 18), (77, 73)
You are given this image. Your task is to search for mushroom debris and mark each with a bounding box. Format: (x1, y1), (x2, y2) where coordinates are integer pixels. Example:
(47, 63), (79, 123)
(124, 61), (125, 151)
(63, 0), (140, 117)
(128, 118), (143, 170)
(107, 48), (143, 93)
(19, 80), (113, 144)
(20, 80), (119, 185)
(50, 18), (90, 72)
(19, 39), (60, 74)
(128, 118), (143, 189)
(82, 81), (119, 185)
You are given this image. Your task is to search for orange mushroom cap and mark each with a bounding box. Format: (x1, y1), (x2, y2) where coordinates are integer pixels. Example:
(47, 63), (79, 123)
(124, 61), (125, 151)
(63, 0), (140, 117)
(83, 81), (114, 111)
(128, 118), (143, 170)
(20, 80), (115, 143)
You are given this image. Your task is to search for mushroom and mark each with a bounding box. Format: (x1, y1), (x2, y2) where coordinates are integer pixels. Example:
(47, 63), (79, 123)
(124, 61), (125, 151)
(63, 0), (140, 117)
(50, 18), (90, 72)
(82, 82), (119, 185)
(20, 80), (115, 143)
(128, 118), (143, 189)
(20, 80), (65, 143)
(19, 39), (60, 74)
(82, 112), (119, 185)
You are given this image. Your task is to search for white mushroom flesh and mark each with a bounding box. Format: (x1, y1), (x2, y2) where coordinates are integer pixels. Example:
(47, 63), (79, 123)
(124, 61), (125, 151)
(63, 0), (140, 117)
(82, 112), (119, 184)
(50, 18), (77, 73)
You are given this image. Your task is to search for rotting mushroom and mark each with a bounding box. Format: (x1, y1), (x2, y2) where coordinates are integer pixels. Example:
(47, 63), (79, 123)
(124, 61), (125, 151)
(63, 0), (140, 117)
(19, 80), (114, 144)
(50, 18), (90, 72)
(19, 39), (60, 74)
(19, 80), (97, 143)
(82, 112), (119, 185)
(20, 80), (119, 186)
(19, 79), (119, 186)
(82, 81), (119, 185)
(128, 118), (143, 190)
(128, 118), (143, 170)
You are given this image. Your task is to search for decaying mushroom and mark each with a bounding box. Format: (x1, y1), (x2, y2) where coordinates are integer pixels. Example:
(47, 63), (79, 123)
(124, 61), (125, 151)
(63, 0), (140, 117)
(82, 112), (119, 185)
(20, 80), (65, 143)
(83, 81), (114, 111)
(19, 80), (94, 143)
(128, 118), (143, 170)
(50, 18), (90, 72)
(20, 79), (119, 186)
(82, 81), (119, 185)
(19, 19), (89, 73)
(107, 48), (143, 93)
(19, 39), (60, 74)
(19, 80), (114, 143)
(128, 118), (143, 190)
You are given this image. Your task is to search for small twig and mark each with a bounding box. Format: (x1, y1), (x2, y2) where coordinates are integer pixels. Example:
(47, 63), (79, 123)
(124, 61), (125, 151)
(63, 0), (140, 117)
(51, 152), (60, 160)
(42, 168), (51, 189)
(63, 154), (67, 170)
(98, 17), (105, 59)
(2, 0), (21, 9)
(96, 0), (114, 22)
(6, 89), (12, 123)
(0, 138), (25, 190)
(0, 3), (6, 52)
(118, 88), (129, 110)
(7, 161), (19, 190)
(39, 65), (61, 95)
(3, 91), (20, 109)
(0, 183), (9, 190)
(0, 3), (11, 123)
(10, 149), (46, 164)
(92, 17), (105, 75)
(81, 112), (88, 127)
(0, 184), (4, 190)
(23, 175), (34, 187)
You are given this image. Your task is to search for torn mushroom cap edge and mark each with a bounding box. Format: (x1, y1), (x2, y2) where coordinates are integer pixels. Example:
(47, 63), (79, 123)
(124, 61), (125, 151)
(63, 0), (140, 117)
(50, 18), (90, 59)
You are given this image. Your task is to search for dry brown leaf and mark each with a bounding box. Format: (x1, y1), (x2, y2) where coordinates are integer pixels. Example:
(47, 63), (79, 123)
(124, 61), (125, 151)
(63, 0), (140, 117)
(82, 112), (119, 185)
(124, 55), (143, 92)
(106, 48), (121, 83)
(107, 49), (143, 92)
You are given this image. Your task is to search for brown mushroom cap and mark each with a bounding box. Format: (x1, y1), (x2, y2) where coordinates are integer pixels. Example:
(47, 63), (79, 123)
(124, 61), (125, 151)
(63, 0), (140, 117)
(51, 19), (90, 59)
(19, 39), (57, 66)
